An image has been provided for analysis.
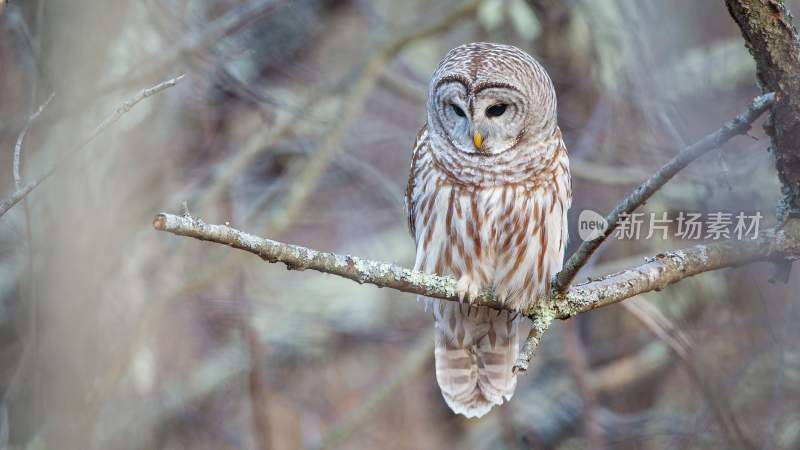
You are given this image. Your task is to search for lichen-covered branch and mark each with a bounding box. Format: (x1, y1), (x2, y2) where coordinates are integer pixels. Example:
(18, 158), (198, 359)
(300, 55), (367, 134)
(153, 212), (467, 304)
(553, 92), (775, 292)
(512, 322), (549, 374)
(153, 212), (800, 326)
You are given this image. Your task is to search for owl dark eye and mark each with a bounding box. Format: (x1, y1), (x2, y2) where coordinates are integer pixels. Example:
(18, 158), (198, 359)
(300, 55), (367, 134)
(451, 104), (466, 117)
(486, 103), (507, 117)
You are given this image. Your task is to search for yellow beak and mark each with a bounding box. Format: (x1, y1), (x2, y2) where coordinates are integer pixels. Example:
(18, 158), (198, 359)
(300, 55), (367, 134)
(473, 131), (483, 150)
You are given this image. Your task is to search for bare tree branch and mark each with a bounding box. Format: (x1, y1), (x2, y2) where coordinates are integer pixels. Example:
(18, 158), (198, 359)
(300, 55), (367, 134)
(154, 210), (800, 378)
(522, 92), (773, 372)
(152, 212), (800, 324)
(0, 75), (183, 220)
(513, 322), (549, 374)
(554, 92), (775, 292)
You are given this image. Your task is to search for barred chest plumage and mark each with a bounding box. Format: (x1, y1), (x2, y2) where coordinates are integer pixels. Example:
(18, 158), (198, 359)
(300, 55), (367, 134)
(406, 126), (571, 311)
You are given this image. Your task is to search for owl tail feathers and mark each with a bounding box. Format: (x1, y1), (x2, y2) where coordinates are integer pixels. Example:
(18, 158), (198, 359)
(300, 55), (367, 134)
(433, 305), (520, 418)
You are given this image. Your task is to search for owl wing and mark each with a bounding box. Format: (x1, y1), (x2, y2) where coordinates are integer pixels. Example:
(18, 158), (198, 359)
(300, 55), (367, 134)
(404, 124), (429, 238)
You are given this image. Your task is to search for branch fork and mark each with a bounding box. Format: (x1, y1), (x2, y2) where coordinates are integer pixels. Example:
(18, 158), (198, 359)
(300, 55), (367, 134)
(152, 87), (780, 375)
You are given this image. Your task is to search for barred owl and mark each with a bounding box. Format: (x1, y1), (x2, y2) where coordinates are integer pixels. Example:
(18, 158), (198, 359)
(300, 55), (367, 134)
(405, 43), (571, 418)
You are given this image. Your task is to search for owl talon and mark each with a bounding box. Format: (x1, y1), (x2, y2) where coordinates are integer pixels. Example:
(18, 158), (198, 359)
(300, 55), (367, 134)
(496, 289), (510, 306)
(455, 276), (481, 304)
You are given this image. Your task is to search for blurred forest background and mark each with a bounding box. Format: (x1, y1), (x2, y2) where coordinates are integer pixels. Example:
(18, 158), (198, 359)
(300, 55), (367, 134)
(0, 0), (798, 449)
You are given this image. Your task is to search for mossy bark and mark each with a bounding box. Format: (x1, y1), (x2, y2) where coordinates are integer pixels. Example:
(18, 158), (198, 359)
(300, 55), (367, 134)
(726, 0), (800, 218)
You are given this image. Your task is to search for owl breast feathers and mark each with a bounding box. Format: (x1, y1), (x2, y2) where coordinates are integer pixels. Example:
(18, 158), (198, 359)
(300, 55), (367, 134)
(404, 42), (571, 418)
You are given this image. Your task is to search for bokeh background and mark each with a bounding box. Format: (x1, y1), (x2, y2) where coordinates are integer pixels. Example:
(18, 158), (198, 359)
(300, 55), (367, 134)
(1, 0), (799, 449)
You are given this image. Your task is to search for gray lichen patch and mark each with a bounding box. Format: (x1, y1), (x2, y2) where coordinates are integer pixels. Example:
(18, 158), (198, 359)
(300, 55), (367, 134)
(235, 232), (265, 253)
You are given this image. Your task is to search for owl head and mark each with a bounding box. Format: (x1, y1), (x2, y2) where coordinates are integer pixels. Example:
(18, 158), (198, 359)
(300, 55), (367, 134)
(427, 42), (557, 157)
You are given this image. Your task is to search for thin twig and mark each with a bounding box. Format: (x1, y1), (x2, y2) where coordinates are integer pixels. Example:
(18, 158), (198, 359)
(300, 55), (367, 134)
(512, 322), (549, 374)
(553, 92), (775, 292)
(13, 92), (54, 190)
(0, 75), (183, 220)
